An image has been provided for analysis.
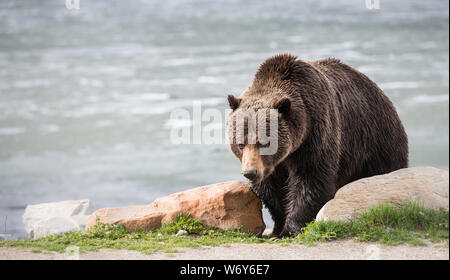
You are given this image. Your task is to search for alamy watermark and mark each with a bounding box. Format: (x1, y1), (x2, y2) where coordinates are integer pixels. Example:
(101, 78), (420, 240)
(365, 245), (381, 260)
(65, 0), (80, 10)
(168, 101), (279, 155)
(65, 245), (80, 260)
(365, 0), (380, 10)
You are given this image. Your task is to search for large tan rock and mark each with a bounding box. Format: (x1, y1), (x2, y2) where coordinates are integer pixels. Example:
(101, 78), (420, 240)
(316, 167), (449, 222)
(86, 181), (265, 236)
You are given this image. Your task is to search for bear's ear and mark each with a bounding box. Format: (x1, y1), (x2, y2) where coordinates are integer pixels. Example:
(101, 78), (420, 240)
(274, 97), (291, 115)
(227, 94), (241, 111)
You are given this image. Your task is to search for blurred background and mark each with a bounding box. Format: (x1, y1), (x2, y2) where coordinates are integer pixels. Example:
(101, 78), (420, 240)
(0, 0), (448, 238)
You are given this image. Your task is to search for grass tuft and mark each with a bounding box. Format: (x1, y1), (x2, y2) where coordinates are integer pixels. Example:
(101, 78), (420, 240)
(158, 213), (211, 235)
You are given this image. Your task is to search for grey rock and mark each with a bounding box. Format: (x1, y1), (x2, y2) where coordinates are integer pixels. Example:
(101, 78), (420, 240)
(23, 199), (95, 239)
(316, 167), (449, 222)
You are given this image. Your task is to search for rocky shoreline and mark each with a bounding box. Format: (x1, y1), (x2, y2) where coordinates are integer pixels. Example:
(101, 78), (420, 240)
(11, 166), (450, 241)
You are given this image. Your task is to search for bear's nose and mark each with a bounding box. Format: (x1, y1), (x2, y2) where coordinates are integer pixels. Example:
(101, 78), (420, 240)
(243, 169), (258, 181)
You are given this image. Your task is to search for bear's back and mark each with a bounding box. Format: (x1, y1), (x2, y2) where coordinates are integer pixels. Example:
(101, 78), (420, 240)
(311, 58), (408, 187)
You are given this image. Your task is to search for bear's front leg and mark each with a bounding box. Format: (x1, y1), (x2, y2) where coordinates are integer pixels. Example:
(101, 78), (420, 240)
(279, 175), (335, 237)
(262, 194), (286, 237)
(250, 177), (288, 237)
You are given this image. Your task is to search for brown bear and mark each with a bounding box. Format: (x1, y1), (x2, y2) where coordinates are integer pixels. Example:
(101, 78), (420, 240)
(226, 54), (408, 237)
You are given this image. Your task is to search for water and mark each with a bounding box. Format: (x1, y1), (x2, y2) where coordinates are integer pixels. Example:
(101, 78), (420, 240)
(0, 0), (448, 238)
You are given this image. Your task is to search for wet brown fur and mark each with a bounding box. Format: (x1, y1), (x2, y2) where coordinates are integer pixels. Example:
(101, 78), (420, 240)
(227, 54), (409, 237)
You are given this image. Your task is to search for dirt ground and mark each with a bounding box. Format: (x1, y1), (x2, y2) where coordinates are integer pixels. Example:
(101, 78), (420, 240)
(1, 240), (448, 260)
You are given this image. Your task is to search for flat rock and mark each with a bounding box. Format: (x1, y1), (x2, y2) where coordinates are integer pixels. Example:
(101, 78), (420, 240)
(86, 181), (265, 236)
(23, 199), (95, 239)
(316, 167), (449, 222)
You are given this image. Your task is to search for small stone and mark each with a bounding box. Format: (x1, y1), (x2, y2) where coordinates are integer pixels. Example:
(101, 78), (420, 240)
(316, 167), (449, 222)
(176, 230), (188, 236)
(263, 228), (273, 236)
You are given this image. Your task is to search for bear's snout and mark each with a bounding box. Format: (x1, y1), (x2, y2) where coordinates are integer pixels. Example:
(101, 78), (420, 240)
(241, 146), (266, 184)
(242, 169), (258, 181)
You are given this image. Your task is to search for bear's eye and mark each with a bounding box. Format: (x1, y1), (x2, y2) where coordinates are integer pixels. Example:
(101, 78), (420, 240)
(257, 142), (270, 148)
(238, 144), (245, 150)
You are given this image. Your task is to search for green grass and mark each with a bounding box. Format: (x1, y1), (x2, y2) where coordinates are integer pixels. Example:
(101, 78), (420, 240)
(0, 202), (448, 255)
(291, 202), (449, 246)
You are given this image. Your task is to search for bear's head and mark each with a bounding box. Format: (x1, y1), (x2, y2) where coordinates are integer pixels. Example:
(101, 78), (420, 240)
(226, 93), (300, 185)
(226, 54), (310, 184)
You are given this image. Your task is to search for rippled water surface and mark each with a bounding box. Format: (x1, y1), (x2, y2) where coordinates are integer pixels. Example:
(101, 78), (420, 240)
(0, 0), (448, 237)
